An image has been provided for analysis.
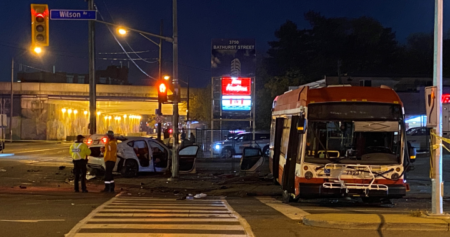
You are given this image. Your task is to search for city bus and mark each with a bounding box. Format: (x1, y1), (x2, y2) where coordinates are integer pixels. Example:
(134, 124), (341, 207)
(268, 85), (415, 203)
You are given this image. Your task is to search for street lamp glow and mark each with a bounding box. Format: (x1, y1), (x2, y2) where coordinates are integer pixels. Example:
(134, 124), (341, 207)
(97, 111), (101, 116)
(33, 46), (42, 54)
(68, 109), (72, 114)
(74, 110), (78, 115)
(123, 114), (127, 118)
(118, 28), (127, 35)
(164, 75), (170, 80)
(84, 111), (88, 115)
(108, 116), (112, 120)
(62, 108), (66, 113)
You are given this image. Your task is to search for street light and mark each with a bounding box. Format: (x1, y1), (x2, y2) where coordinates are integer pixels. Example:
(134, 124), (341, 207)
(118, 28), (127, 35)
(164, 75), (170, 80)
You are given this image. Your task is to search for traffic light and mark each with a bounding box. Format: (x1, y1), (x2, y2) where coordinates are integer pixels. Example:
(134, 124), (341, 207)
(31, 4), (49, 47)
(158, 81), (167, 103)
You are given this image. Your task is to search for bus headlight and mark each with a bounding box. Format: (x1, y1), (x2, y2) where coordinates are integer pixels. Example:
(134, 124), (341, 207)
(391, 173), (400, 181)
(305, 171), (313, 180)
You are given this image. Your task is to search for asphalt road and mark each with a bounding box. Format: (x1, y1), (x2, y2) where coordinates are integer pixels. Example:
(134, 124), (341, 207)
(0, 192), (112, 237)
(0, 142), (449, 237)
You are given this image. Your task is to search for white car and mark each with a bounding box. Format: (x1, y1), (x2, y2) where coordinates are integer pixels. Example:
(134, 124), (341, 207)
(87, 136), (198, 177)
(85, 134), (111, 157)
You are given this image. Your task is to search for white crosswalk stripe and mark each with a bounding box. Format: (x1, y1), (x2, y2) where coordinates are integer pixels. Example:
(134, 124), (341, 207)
(67, 194), (252, 237)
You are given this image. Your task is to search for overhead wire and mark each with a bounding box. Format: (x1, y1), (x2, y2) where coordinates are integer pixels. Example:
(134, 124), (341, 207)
(94, 4), (157, 80)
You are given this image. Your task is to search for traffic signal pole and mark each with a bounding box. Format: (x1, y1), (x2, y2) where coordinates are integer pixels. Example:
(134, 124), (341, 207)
(88, 0), (96, 135)
(431, 0), (444, 216)
(170, 0), (180, 180)
(157, 20), (163, 141)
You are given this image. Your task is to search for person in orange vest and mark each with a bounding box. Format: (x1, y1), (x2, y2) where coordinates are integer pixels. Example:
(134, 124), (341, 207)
(101, 131), (117, 192)
(69, 135), (91, 193)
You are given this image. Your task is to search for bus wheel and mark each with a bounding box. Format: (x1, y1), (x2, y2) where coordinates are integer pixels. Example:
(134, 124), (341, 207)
(282, 190), (295, 203)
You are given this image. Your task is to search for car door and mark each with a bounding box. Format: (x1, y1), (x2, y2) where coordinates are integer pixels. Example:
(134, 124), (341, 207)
(133, 140), (150, 169)
(148, 139), (170, 172)
(179, 145), (199, 173)
(240, 147), (269, 174)
(238, 134), (253, 154)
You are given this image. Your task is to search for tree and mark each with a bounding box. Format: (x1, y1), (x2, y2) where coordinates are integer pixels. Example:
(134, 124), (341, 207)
(189, 85), (211, 125)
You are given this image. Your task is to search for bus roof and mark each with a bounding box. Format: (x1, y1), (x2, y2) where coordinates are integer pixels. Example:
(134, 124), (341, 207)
(273, 86), (403, 113)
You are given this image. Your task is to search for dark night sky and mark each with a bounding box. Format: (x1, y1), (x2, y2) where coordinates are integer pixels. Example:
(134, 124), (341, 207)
(1, 0), (449, 87)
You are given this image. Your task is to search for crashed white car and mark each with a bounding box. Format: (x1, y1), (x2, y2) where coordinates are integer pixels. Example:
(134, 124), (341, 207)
(87, 136), (198, 177)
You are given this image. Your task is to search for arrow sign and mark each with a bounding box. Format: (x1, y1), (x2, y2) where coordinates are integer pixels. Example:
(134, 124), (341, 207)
(50, 10), (96, 20)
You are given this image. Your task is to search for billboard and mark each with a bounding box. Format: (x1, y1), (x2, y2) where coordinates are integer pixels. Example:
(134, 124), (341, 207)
(222, 77), (251, 96)
(211, 39), (255, 112)
(211, 39), (256, 78)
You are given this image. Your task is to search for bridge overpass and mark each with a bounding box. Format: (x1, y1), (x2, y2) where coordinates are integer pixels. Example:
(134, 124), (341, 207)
(0, 82), (187, 140)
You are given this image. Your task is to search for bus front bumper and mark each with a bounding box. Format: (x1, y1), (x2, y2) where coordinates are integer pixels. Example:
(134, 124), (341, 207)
(299, 183), (407, 199)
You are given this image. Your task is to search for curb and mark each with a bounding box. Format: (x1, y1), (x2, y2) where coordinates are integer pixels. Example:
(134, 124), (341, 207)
(303, 214), (450, 231)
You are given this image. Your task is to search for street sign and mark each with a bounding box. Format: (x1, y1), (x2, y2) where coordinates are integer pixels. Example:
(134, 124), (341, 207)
(50, 10), (96, 20)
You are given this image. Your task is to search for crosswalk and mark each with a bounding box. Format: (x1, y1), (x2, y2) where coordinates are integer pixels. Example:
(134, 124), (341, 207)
(67, 194), (252, 237)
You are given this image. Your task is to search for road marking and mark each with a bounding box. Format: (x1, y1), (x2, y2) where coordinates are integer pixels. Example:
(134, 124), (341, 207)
(256, 197), (310, 220)
(66, 194), (253, 237)
(0, 219), (65, 223)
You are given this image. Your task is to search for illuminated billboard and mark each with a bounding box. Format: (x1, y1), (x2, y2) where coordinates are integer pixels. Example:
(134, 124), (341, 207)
(221, 77), (252, 111)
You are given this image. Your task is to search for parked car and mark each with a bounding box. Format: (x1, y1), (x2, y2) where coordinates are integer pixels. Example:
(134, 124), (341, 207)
(212, 132), (270, 158)
(406, 127), (430, 152)
(87, 136), (198, 177)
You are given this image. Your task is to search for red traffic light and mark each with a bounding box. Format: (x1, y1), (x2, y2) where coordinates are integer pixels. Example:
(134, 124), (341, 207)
(159, 83), (167, 93)
(158, 81), (168, 103)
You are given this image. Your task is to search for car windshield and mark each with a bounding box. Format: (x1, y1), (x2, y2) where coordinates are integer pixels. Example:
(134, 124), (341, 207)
(304, 103), (403, 165)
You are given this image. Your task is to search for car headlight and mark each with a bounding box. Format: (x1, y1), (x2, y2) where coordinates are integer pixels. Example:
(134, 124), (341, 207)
(215, 144), (221, 150)
(305, 171), (313, 180)
(391, 173), (400, 181)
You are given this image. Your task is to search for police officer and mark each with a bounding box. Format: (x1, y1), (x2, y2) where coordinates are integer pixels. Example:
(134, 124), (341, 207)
(69, 135), (91, 193)
(101, 131), (117, 193)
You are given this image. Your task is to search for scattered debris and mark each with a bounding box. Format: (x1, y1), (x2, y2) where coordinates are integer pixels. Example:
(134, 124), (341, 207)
(19, 186), (26, 189)
(186, 194), (194, 200)
(194, 193), (207, 199)
(27, 169), (40, 172)
(173, 190), (180, 194)
(0, 169), (6, 172)
(127, 193), (132, 196)
(220, 186), (228, 189)
(58, 166), (66, 170)
(71, 203), (75, 206)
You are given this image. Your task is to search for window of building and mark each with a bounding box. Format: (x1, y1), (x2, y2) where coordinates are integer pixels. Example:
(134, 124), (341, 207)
(66, 75), (74, 83)
(99, 77), (106, 84)
(78, 76), (85, 84)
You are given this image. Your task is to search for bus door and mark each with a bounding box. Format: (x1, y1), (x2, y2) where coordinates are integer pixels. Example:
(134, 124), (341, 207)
(281, 116), (300, 202)
(272, 117), (284, 183)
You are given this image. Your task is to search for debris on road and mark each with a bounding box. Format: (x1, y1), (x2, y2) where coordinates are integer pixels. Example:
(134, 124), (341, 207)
(58, 166), (66, 170)
(19, 186), (26, 189)
(0, 168), (6, 172)
(194, 193), (207, 199)
(86, 175), (96, 180)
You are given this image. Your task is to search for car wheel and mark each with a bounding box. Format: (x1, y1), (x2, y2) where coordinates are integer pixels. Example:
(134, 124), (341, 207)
(221, 147), (233, 158)
(121, 160), (138, 178)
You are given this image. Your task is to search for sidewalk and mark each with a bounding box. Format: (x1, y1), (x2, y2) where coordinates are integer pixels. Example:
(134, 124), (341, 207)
(303, 213), (450, 231)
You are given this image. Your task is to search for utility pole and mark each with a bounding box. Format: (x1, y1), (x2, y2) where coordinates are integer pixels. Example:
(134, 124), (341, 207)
(88, 0), (96, 135)
(431, 0), (444, 216)
(157, 20), (163, 141)
(10, 58), (13, 142)
(170, 0), (180, 179)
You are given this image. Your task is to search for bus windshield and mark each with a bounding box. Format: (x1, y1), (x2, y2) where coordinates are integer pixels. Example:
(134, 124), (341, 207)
(304, 103), (403, 165)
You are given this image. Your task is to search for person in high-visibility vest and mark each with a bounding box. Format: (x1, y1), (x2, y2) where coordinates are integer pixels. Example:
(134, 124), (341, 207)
(101, 131), (117, 193)
(69, 135), (91, 193)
